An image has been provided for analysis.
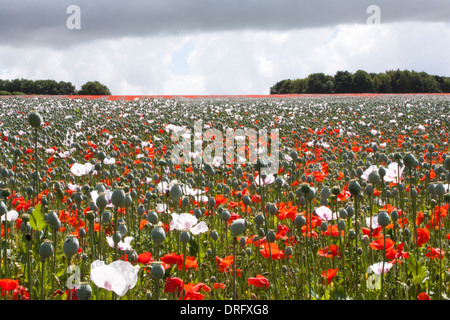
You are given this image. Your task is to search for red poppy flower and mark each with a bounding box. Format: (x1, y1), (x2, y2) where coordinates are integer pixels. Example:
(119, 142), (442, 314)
(317, 245), (340, 258)
(137, 252), (153, 264)
(386, 242), (409, 260)
(214, 283), (225, 290)
(164, 277), (183, 293)
(417, 292), (431, 300)
(248, 275), (270, 289)
(0, 279), (19, 291)
(425, 247), (445, 260)
(259, 242), (286, 260)
(216, 255), (234, 272)
(415, 228), (430, 247)
(177, 255), (197, 271)
(321, 268), (338, 284)
(370, 237), (395, 251)
(10, 286), (29, 300)
(161, 252), (182, 265)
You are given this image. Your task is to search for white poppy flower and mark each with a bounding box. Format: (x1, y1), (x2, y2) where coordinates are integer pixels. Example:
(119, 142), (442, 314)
(103, 157), (116, 165)
(170, 213), (208, 235)
(90, 260), (139, 297)
(255, 173), (275, 185)
(106, 236), (134, 251)
(1, 210), (18, 222)
(369, 262), (393, 274)
(315, 206), (337, 221)
(70, 163), (94, 177)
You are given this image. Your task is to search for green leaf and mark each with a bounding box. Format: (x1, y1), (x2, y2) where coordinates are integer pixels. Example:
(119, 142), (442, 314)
(29, 204), (46, 232)
(407, 255), (428, 285)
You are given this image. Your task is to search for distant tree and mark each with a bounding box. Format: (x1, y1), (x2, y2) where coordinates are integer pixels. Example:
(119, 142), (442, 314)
(334, 71), (353, 93)
(291, 78), (307, 93)
(372, 73), (392, 93)
(441, 78), (450, 93)
(270, 79), (289, 94)
(78, 81), (111, 95)
(351, 70), (374, 93)
(305, 73), (334, 94)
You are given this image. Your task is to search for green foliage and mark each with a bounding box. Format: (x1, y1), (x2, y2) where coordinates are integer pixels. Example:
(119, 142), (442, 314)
(78, 81), (111, 95)
(0, 90), (11, 95)
(29, 204), (46, 232)
(270, 69), (450, 94)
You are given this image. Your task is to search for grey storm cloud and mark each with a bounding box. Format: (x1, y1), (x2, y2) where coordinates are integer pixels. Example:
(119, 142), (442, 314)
(1, 0), (449, 48)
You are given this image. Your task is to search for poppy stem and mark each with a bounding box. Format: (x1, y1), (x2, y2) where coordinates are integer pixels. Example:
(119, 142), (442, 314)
(232, 236), (237, 300)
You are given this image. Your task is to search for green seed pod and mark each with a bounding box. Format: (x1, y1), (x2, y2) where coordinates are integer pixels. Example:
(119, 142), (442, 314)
(28, 111), (43, 129)
(254, 214), (265, 226)
(368, 172), (381, 185)
(118, 222), (127, 237)
(294, 215), (306, 227)
(348, 180), (361, 197)
(267, 230), (276, 242)
(180, 230), (191, 243)
(63, 235), (79, 257)
(169, 184), (182, 201)
(230, 219), (246, 237)
(151, 226), (166, 245)
(39, 239), (53, 260)
(285, 246), (293, 256)
(96, 193), (108, 210)
(403, 153), (416, 168)
(151, 263), (165, 280)
(435, 183), (446, 197)
(338, 220), (346, 231)
(239, 237), (247, 247)
(391, 210), (399, 222)
(220, 210), (231, 221)
(146, 210), (158, 224)
(102, 210), (112, 223)
(211, 230), (219, 241)
(76, 283), (92, 300)
(111, 188), (125, 207)
(378, 211), (390, 227)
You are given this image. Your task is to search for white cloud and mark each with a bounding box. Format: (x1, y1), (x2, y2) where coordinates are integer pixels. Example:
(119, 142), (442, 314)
(0, 22), (449, 95)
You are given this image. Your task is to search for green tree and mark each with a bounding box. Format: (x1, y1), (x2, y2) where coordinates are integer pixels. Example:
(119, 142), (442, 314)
(291, 78), (307, 93)
(305, 73), (334, 94)
(334, 71), (353, 93)
(351, 70), (374, 93)
(78, 81), (111, 95)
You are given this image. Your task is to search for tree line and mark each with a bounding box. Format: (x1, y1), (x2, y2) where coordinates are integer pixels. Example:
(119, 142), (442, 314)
(270, 69), (450, 94)
(0, 79), (111, 95)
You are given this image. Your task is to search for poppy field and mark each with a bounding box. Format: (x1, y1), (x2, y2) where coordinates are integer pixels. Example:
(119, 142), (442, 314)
(0, 94), (450, 301)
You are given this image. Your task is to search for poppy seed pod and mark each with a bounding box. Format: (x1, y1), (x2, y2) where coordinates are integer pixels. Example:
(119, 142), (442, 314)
(320, 186), (331, 199)
(348, 180), (361, 197)
(180, 230), (191, 243)
(220, 210), (231, 221)
(76, 283), (92, 300)
(403, 153), (416, 168)
(63, 235), (79, 258)
(242, 195), (251, 206)
(102, 210), (112, 223)
(151, 263), (165, 280)
(301, 184), (311, 195)
(364, 184), (374, 197)
(267, 230), (276, 242)
(111, 188), (125, 207)
(378, 211), (390, 228)
(254, 214), (265, 226)
(368, 172), (381, 185)
(28, 111), (43, 129)
(211, 230), (219, 241)
(78, 227), (86, 238)
(169, 184), (182, 201)
(118, 222), (127, 237)
(391, 210), (399, 222)
(338, 220), (346, 231)
(39, 239), (53, 260)
(435, 183), (446, 197)
(285, 246), (293, 256)
(151, 226), (166, 245)
(230, 219), (246, 237)
(146, 211), (158, 224)
(239, 237), (247, 247)
(294, 215), (306, 228)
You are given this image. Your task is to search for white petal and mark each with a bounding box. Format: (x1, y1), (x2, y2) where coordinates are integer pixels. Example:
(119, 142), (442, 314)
(190, 221), (209, 235)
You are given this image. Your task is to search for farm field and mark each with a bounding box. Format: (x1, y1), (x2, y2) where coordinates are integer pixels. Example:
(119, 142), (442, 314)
(0, 93), (449, 301)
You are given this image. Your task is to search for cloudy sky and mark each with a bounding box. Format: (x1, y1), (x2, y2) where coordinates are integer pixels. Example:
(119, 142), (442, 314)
(1, 0), (449, 95)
